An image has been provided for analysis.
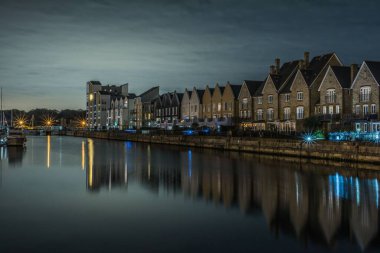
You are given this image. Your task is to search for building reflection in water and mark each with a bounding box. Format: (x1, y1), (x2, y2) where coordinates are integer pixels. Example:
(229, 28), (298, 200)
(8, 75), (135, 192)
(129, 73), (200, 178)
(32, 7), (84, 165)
(84, 141), (380, 250)
(0, 146), (26, 168)
(85, 138), (127, 191)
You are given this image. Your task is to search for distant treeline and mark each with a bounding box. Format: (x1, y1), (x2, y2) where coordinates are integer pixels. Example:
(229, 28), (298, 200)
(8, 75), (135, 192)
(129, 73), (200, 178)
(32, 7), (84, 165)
(2, 109), (85, 126)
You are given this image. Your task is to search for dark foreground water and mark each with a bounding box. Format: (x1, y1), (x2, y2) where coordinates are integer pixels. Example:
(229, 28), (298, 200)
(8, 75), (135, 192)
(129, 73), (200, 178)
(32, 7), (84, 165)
(1, 136), (380, 253)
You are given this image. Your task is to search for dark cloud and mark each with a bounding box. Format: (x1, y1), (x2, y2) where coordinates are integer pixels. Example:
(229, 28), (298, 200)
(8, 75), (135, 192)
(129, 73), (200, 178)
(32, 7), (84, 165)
(0, 0), (379, 109)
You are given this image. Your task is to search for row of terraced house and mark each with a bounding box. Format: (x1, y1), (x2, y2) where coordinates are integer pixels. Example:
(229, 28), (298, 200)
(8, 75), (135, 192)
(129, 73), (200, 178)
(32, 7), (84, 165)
(86, 51), (380, 133)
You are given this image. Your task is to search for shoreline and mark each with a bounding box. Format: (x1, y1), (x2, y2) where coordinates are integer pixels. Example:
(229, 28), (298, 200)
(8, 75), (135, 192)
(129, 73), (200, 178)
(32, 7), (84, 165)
(62, 130), (380, 166)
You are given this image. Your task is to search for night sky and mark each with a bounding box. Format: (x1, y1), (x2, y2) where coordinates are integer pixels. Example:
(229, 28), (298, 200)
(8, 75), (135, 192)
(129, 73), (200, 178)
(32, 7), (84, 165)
(1, 0), (380, 110)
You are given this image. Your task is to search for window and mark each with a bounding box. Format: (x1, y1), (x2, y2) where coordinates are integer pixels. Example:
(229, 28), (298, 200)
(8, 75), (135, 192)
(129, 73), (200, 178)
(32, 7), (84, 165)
(329, 105), (333, 115)
(257, 97), (263, 105)
(268, 95), (273, 104)
(257, 109), (263, 121)
(224, 102), (228, 111)
(284, 107), (290, 120)
(194, 105), (197, 112)
(355, 105), (360, 115)
(217, 103), (221, 111)
(371, 104), (376, 114)
(284, 94), (290, 102)
(326, 89), (336, 103)
(296, 106), (304, 119)
(297, 92), (304, 101)
(363, 104), (368, 115)
(360, 86), (371, 102)
(323, 106), (327, 115)
(364, 123), (368, 132)
(242, 98), (248, 110)
(336, 105), (340, 114)
(267, 108), (274, 121)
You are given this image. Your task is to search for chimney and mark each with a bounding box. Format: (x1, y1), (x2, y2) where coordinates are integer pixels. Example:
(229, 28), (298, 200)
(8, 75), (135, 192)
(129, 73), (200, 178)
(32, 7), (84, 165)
(304, 51), (310, 67)
(270, 65), (276, 74)
(351, 64), (358, 83)
(275, 58), (280, 74)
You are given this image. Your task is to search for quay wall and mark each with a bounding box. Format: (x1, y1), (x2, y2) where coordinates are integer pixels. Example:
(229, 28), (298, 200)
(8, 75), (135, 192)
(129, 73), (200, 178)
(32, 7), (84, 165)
(66, 131), (380, 164)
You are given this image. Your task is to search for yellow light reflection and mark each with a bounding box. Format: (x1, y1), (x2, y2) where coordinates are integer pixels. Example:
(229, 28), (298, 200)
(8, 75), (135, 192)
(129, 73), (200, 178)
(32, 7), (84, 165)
(46, 135), (51, 168)
(88, 139), (94, 187)
(81, 141), (85, 170)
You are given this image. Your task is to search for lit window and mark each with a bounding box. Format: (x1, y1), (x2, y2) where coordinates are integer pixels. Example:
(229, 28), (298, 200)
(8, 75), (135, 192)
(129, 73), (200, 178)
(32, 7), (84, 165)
(296, 106), (304, 119)
(336, 105), (340, 114)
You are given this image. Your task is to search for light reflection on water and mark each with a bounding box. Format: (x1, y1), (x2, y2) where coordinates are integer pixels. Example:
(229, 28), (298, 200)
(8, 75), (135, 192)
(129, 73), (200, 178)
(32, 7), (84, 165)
(1, 136), (380, 252)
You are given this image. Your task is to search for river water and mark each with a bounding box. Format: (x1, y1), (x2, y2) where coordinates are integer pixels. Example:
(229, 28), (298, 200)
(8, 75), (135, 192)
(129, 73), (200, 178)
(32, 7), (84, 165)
(0, 136), (379, 253)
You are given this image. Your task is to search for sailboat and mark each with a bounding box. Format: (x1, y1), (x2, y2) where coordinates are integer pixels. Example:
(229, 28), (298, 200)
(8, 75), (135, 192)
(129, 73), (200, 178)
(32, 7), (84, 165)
(0, 88), (9, 146)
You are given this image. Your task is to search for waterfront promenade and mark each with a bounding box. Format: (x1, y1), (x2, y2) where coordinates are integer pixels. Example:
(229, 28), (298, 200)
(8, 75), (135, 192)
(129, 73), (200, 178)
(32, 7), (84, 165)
(66, 130), (380, 165)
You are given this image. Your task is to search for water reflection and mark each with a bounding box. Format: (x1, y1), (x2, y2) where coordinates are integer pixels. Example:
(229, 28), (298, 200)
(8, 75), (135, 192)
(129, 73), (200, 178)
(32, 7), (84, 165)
(86, 139), (127, 191)
(84, 140), (380, 251)
(46, 135), (50, 168)
(0, 146), (26, 168)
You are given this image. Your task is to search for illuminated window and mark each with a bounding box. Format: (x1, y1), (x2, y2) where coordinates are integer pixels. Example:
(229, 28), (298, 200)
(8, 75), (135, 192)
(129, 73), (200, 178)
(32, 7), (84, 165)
(296, 106), (304, 119)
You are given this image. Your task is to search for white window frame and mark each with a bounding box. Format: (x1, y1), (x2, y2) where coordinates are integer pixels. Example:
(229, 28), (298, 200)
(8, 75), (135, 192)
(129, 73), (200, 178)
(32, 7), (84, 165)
(296, 106), (304, 119)
(297, 92), (304, 101)
(268, 95), (273, 104)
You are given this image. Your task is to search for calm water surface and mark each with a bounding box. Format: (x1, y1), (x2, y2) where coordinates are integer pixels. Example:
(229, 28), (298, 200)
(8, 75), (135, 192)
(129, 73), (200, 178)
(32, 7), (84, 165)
(1, 136), (380, 253)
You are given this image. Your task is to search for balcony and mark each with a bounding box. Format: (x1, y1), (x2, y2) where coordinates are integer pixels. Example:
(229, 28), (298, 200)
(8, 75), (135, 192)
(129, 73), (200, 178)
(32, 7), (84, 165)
(325, 94), (336, 104)
(359, 93), (371, 102)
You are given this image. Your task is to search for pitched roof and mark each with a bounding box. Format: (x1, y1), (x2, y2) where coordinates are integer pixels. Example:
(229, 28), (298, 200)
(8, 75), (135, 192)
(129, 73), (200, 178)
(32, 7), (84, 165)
(138, 86), (159, 97)
(331, 66), (351, 89)
(229, 84), (242, 98)
(365, 61), (380, 84)
(196, 89), (205, 103)
(279, 69), (313, 93)
(254, 77), (268, 96)
(270, 60), (301, 90)
(307, 53), (336, 85)
(279, 53), (338, 93)
(244, 80), (263, 96)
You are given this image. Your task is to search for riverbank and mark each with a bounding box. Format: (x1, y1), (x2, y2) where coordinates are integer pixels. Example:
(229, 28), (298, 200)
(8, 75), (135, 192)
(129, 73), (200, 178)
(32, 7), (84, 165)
(65, 131), (380, 165)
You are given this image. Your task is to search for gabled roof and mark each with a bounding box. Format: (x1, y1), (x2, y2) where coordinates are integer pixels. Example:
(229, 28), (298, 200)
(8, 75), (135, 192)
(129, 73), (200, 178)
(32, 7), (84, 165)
(279, 69), (313, 93)
(270, 60), (301, 90)
(244, 80), (263, 96)
(307, 53), (339, 86)
(229, 84), (242, 98)
(331, 66), (351, 89)
(254, 77), (268, 97)
(176, 93), (184, 103)
(280, 53), (340, 93)
(196, 89), (205, 103)
(365, 61), (380, 84)
(138, 86), (159, 97)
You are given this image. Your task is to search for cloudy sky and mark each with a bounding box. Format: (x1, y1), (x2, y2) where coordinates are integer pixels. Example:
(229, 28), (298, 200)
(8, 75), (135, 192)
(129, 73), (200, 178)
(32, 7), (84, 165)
(1, 0), (380, 110)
